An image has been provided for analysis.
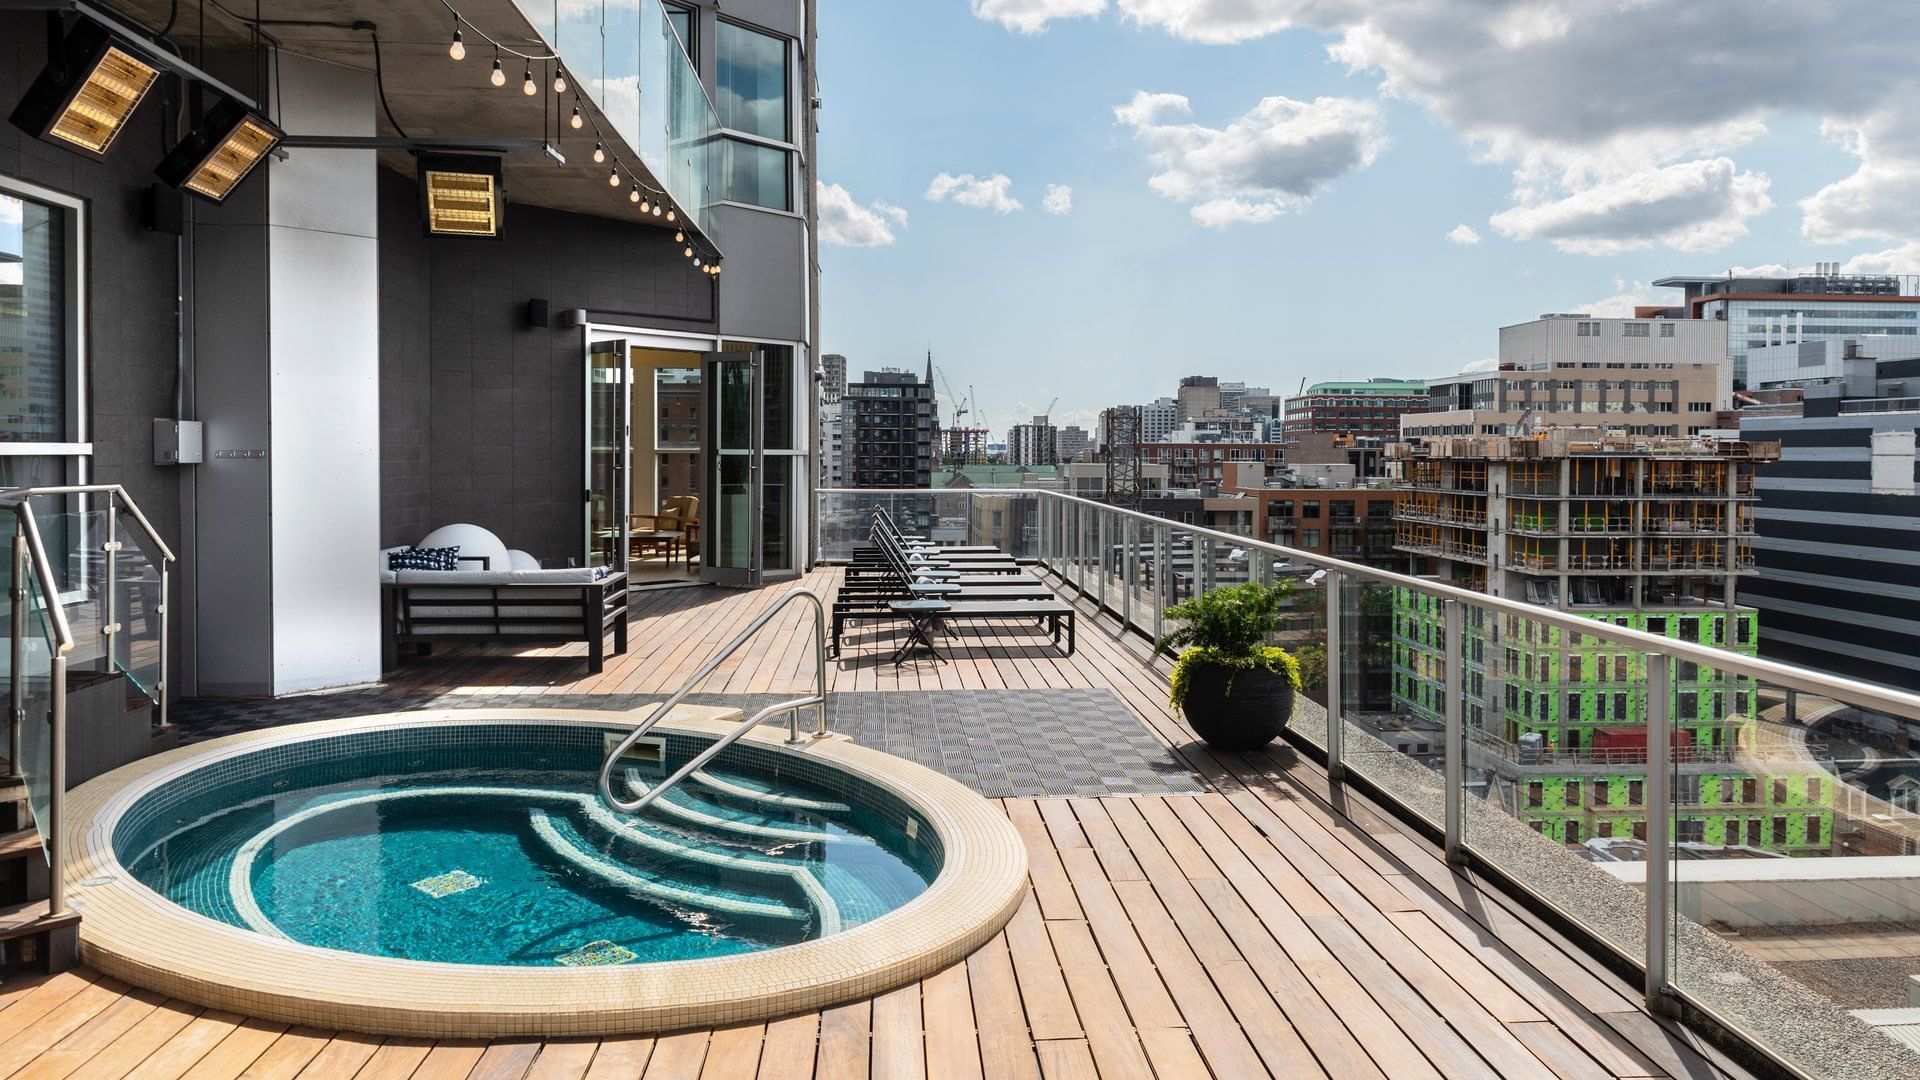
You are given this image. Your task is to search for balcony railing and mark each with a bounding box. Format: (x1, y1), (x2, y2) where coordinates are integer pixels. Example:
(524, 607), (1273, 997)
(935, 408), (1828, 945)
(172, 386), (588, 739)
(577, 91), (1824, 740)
(817, 486), (1920, 1078)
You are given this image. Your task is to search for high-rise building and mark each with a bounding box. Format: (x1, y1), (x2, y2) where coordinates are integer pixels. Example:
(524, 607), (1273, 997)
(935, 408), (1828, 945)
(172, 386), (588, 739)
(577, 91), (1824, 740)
(1053, 425), (1091, 463)
(1141, 397), (1177, 442)
(818, 400), (846, 488)
(846, 362), (938, 489)
(1654, 269), (1920, 390)
(1284, 379), (1428, 440)
(939, 426), (989, 467)
(1387, 430), (1828, 851)
(1405, 315), (1729, 440)
(1176, 376), (1222, 421)
(1738, 341), (1920, 693)
(1007, 414), (1058, 467)
(821, 353), (846, 404)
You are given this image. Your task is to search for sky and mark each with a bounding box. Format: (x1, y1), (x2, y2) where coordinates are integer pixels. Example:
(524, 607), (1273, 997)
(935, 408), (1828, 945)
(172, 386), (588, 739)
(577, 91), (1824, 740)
(812, 0), (1920, 438)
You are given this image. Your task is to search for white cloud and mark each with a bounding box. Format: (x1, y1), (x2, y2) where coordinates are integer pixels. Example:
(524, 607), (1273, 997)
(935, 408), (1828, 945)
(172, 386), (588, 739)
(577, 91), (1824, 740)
(1043, 184), (1074, 215)
(817, 182), (908, 247)
(1801, 107), (1920, 246)
(1445, 223), (1480, 245)
(1037, 2), (1920, 256)
(1114, 90), (1385, 227)
(926, 173), (1024, 214)
(971, 0), (1106, 33)
(1570, 277), (1660, 319)
(1460, 357), (1498, 374)
(1840, 244), (1920, 276)
(1489, 158), (1771, 255)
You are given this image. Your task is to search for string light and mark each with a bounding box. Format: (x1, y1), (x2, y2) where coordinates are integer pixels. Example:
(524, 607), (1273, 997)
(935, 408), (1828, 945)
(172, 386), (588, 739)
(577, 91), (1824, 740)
(441, 3), (707, 257)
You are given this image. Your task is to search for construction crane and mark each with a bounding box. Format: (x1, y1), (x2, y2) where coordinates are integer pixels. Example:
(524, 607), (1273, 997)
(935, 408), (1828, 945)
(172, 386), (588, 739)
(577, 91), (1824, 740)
(936, 367), (969, 424)
(1043, 397), (1058, 419)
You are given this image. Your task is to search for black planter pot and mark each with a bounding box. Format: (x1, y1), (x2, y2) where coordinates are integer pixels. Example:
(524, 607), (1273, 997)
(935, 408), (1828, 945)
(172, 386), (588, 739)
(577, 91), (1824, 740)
(1179, 662), (1295, 751)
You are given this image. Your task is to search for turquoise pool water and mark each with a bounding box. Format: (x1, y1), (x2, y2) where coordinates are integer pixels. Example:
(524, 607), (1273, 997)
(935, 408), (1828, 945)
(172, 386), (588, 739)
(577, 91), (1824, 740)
(114, 724), (938, 967)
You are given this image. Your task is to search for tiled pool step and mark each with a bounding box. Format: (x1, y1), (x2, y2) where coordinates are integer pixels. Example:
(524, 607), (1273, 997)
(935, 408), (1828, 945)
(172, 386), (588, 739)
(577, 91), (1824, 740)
(622, 769), (855, 846)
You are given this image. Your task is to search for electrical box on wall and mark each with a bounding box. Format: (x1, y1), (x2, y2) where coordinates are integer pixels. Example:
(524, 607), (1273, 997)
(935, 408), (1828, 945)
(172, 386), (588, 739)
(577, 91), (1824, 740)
(153, 419), (204, 465)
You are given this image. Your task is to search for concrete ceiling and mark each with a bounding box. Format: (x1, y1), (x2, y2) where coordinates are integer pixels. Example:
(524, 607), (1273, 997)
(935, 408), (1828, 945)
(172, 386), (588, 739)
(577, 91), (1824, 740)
(105, 0), (690, 239)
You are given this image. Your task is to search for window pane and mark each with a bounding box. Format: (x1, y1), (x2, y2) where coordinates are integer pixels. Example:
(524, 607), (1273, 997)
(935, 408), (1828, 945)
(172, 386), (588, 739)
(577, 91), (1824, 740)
(664, 3), (694, 59)
(0, 192), (69, 442)
(716, 22), (788, 141)
(722, 138), (790, 210)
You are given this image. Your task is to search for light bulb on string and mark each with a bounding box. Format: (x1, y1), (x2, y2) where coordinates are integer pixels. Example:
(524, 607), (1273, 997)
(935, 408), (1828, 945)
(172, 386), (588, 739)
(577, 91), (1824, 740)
(651, 204), (662, 217)
(570, 103), (583, 129)
(674, 230), (684, 243)
(693, 257), (702, 267)
(684, 246), (693, 257)
(665, 207), (676, 223)
(449, 20), (465, 61)
(490, 52), (506, 87)
(592, 142), (605, 164)
(553, 70), (568, 94)
(609, 166), (621, 187)
(629, 183), (641, 203)
(639, 197), (651, 213)
(521, 67), (537, 95)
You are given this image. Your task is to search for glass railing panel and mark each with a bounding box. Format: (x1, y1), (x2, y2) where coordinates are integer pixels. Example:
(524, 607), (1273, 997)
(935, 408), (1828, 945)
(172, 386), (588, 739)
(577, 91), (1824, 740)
(111, 506), (164, 704)
(6, 525), (58, 851)
(1661, 663), (1920, 1075)
(517, 0), (719, 241)
(1324, 574), (1445, 820)
(32, 506), (110, 674)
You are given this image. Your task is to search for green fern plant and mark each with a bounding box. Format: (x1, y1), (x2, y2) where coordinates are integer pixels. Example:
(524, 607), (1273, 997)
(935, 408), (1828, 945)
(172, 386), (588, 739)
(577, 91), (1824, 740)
(1155, 581), (1304, 707)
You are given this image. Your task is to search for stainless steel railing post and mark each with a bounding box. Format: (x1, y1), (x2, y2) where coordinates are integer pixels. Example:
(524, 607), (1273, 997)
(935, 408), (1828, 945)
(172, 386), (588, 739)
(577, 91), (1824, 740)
(47, 650), (66, 917)
(1325, 569), (1345, 784)
(1121, 516), (1135, 630)
(102, 493), (118, 674)
(1097, 511), (1109, 612)
(1152, 523), (1166, 642)
(1443, 599), (1465, 866)
(1644, 652), (1676, 1015)
(7, 532), (23, 781)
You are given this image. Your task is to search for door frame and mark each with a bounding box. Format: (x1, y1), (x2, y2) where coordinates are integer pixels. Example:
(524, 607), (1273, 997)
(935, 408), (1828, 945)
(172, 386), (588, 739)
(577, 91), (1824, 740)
(578, 323), (809, 581)
(701, 349), (761, 587)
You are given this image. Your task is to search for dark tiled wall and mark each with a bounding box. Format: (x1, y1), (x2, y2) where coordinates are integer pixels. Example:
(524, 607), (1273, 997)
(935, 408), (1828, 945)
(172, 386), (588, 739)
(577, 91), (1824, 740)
(0, 15), (183, 549)
(377, 170), (715, 562)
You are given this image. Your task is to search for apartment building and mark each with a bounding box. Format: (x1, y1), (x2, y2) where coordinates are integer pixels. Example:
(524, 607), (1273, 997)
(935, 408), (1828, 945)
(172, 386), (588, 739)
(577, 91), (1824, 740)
(1053, 425), (1091, 463)
(1655, 267), (1920, 389)
(1283, 379), (1428, 440)
(1218, 464), (1405, 571)
(846, 366), (937, 489)
(1407, 316), (1729, 441)
(1006, 415), (1058, 467)
(1739, 350), (1920, 693)
(821, 353), (847, 404)
(1387, 430), (1829, 852)
(1141, 441), (1286, 489)
(1140, 397), (1177, 442)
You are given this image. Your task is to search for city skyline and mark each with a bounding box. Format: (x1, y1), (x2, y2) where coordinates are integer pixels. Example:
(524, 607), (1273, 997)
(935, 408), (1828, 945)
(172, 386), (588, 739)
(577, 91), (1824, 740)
(816, 1), (1920, 435)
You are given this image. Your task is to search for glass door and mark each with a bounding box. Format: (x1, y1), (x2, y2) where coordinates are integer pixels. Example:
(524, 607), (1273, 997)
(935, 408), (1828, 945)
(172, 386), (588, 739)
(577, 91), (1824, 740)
(586, 339), (630, 571)
(701, 350), (761, 586)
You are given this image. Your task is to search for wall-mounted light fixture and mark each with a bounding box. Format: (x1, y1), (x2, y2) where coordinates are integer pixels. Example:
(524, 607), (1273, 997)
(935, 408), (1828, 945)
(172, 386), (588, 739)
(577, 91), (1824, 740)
(155, 95), (283, 203)
(9, 16), (159, 160)
(416, 152), (504, 238)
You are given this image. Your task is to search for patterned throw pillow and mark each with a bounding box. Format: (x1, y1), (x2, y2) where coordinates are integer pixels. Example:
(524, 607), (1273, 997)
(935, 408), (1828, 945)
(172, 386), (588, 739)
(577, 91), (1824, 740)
(388, 546), (460, 572)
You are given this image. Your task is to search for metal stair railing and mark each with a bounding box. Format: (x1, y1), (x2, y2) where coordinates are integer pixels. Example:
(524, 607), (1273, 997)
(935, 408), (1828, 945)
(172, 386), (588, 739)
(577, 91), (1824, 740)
(3, 483), (176, 921)
(596, 588), (829, 814)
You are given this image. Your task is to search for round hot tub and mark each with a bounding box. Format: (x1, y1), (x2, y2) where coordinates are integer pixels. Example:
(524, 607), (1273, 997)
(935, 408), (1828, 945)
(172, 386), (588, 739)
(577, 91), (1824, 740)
(64, 708), (1027, 1036)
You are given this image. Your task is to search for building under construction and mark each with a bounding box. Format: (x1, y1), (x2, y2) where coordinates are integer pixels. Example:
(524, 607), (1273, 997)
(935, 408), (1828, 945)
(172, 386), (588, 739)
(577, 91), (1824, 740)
(1385, 430), (1831, 853)
(940, 426), (989, 467)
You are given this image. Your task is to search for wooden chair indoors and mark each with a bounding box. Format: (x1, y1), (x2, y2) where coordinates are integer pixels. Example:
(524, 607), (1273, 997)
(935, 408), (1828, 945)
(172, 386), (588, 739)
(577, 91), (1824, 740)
(629, 496), (700, 570)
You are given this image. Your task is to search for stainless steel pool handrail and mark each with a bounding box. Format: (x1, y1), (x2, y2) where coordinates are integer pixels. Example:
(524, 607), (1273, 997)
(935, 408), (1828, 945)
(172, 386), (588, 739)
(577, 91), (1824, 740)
(596, 587), (829, 814)
(620, 695), (823, 815)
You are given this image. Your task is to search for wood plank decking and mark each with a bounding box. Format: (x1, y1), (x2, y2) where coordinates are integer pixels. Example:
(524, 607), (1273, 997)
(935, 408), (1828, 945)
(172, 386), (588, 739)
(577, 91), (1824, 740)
(0, 569), (1753, 1079)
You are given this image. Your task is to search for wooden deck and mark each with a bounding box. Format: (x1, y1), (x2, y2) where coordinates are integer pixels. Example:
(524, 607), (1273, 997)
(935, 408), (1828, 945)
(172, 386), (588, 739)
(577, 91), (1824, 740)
(0, 569), (1755, 1079)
